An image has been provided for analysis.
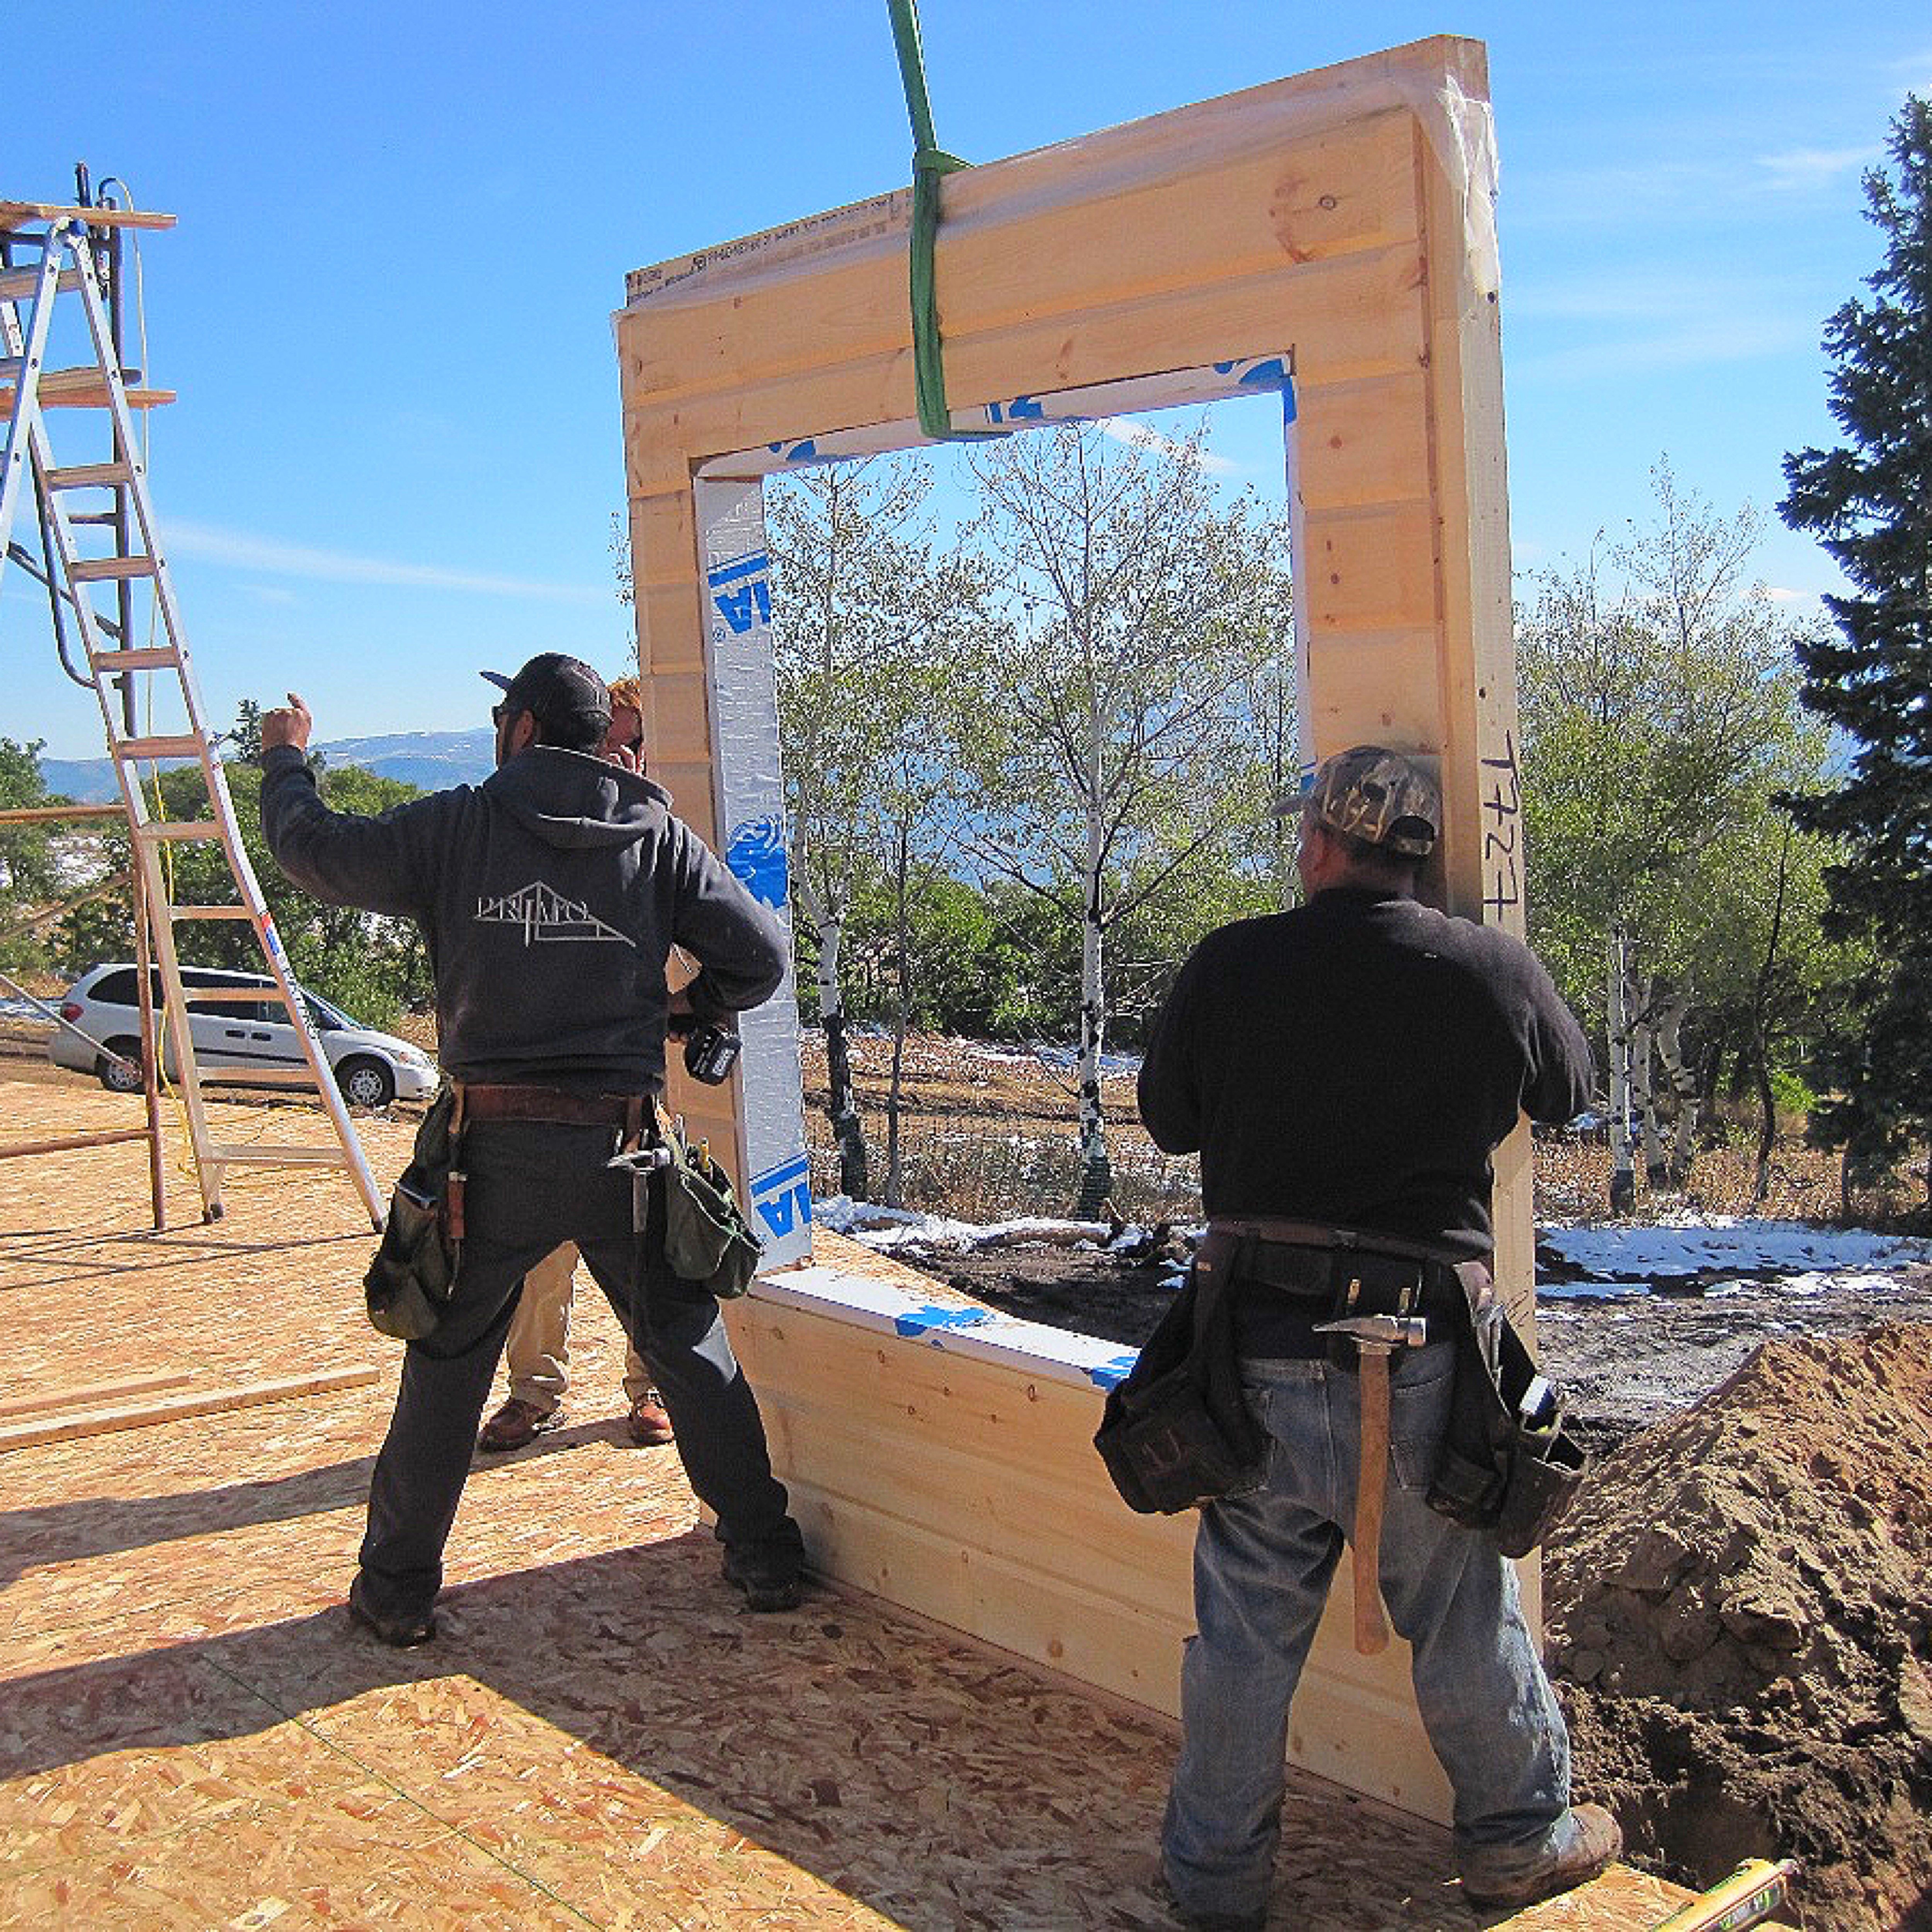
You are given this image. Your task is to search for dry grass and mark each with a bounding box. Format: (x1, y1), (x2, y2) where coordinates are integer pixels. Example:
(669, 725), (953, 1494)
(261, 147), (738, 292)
(798, 1031), (1910, 1230)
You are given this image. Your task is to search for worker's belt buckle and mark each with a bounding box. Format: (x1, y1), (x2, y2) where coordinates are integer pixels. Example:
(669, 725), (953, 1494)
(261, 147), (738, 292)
(1330, 1252), (1428, 1323)
(1233, 1238), (1428, 1316)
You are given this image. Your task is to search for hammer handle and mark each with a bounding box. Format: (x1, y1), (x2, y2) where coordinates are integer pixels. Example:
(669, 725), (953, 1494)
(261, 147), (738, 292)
(1352, 1350), (1392, 1655)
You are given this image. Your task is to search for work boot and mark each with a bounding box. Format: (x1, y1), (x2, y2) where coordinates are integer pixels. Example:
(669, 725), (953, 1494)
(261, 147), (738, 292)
(1158, 1862), (1267, 1930)
(347, 1576), (436, 1648)
(1459, 1804), (1622, 1908)
(627, 1389), (675, 1446)
(477, 1396), (560, 1453)
(722, 1531), (806, 1612)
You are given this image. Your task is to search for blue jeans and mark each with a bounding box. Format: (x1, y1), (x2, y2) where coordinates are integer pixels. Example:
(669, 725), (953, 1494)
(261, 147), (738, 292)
(1162, 1344), (1573, 1919)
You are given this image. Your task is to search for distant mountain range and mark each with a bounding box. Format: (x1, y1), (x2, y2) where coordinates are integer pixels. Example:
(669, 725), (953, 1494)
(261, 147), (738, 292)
(39, 728), (497, 803)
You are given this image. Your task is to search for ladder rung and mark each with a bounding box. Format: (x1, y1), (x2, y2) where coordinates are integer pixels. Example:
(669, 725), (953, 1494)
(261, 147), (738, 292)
(0, 378), (175, 410)
(48, 461), (134, 490)
(134, 820), (222, 843)
(169, 904), (256, 922)
(204, 1143), (353, 1170)
(197, 1067), (322, 1087)
(70, 555), (156, 582)
(116, 734), (204, 760)
(90, 646), (182, 672)
(0, 266), (80, 300)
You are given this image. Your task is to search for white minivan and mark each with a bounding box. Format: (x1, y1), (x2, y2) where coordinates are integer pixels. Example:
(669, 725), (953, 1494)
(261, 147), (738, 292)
(47, 962), (438, 1109)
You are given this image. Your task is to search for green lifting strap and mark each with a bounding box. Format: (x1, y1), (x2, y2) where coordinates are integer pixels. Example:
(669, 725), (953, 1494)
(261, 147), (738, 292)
(886, 0), (992, 441)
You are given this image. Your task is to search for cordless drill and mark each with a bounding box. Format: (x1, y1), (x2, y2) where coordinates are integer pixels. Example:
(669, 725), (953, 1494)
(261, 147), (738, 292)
(668, 1012), (742, 1084)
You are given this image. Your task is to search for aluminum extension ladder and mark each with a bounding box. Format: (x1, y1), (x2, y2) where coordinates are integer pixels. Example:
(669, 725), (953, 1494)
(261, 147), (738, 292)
(0, 200), (384, 1226)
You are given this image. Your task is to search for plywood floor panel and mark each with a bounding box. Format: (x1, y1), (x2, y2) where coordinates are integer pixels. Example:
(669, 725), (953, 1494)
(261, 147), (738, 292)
(0, 1077), (1685, 1926)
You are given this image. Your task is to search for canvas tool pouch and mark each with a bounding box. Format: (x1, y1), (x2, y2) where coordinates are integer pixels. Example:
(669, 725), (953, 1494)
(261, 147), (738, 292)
(1426, 1259), (1589, 1556)
(654, 1101), (762, 1299)
(1093, 1231), (1267, 1515)
(362, 1083), (464, 1342)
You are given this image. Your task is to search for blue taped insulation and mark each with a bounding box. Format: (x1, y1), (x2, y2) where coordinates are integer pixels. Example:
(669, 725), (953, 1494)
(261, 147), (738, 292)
(893, 1304), (998, 1340)
(1087, 1353), (1140, 1391)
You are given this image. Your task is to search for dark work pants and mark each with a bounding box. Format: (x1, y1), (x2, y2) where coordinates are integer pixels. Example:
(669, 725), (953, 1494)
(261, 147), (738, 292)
(355, 1117), (798, 1621)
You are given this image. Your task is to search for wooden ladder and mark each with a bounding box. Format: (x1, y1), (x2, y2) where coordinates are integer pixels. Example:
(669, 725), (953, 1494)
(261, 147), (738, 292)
(0, 201), (384, 1227)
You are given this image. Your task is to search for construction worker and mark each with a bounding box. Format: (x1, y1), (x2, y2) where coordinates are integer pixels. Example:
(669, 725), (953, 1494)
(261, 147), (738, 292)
(1138, 745), (1618, 1925)
(477, 675), (674, 1454)
(259, 653), (806, 1642)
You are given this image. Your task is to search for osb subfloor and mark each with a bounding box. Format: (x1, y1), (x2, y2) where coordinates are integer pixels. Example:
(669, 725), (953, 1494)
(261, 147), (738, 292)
(0, 1079), (1698, 1930)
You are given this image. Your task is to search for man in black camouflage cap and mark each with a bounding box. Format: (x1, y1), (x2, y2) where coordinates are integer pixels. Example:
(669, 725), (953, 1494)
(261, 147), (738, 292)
(1138, 743), (1616, 1926)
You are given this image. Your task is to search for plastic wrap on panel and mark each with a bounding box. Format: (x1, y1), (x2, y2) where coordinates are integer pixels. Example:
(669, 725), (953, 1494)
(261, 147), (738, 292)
(693, 476), (812, 1269)
(751, 1264), (1144, 1392)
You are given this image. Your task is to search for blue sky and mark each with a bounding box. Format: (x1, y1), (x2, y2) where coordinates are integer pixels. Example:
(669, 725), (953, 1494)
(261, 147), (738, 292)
(5, 2), (1929, 759)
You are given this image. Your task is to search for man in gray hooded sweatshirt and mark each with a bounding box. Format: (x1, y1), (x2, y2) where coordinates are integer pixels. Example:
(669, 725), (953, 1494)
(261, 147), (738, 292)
(259, 653), (804, 1644)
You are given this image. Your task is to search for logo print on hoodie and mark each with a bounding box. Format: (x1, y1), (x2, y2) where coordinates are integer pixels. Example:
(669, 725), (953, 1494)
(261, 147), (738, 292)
(476, 882), (634, 948)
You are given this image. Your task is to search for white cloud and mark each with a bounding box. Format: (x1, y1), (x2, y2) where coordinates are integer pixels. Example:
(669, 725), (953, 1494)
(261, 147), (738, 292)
(1509, 311), (1806, 383)
(1755, 145), (1877, 194)
(1093, 417), (1240, 475)
(161, 518), (605, 602)
(1884, 48), (1932, 90)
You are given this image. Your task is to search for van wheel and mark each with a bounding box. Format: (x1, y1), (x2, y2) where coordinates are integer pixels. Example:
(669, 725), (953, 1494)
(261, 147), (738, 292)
(337, 1057), (395, 1109)
(99, 1039), (145, 1093)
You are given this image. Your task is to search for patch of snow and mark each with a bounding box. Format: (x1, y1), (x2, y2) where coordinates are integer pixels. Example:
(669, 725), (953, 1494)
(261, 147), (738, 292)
(812, 1195), (986, 1250)
(1538, 1279), (1650, 1303)
(1025, 1041), (1143, 1076)
(1540, 1220), (1932, 1281)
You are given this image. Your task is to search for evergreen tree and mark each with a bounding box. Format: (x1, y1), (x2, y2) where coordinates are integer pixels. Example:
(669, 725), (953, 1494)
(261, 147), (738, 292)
(1779, 94), (1932, 1201)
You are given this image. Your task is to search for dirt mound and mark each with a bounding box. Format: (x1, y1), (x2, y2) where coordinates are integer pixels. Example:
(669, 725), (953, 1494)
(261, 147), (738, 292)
(1544, 1322), (1932, 1929)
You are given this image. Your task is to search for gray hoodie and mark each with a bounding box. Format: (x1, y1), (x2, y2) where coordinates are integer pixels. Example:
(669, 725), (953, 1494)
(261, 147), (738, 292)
(260, 742), (786, 1090)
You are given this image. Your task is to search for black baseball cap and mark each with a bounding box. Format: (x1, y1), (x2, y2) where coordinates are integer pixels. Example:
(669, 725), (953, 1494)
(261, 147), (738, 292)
(481, 653), (611, 744)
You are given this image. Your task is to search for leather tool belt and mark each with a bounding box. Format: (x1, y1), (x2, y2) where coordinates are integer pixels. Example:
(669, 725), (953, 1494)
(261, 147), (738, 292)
(1204, 1214), (1466, 1331)
(458, 1083), (647, 1135)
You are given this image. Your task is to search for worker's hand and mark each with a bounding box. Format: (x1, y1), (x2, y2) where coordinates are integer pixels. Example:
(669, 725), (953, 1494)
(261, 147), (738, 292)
(260, 693), (313, 753)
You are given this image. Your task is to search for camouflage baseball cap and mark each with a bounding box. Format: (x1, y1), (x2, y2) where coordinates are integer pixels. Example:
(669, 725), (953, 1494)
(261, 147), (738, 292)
(1304, 745), (1440, 857)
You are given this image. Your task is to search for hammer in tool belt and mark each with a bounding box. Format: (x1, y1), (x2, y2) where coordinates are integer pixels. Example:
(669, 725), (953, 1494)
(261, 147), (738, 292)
(1315, 1313), (1428, 1655)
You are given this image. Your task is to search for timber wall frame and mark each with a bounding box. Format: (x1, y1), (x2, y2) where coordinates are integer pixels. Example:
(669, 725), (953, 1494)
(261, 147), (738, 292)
(617, 35), (1531, 1824)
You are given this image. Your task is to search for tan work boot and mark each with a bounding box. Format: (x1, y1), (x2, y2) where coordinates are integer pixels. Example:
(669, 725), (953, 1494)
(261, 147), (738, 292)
(1459, 1804), (1622, 1908)
(627, 1390), (675, 1446)
(477, 1396), (561, 1453)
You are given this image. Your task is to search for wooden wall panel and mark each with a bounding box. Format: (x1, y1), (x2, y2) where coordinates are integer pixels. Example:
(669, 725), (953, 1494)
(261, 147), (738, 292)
(1299, 502), (1439, 633)
(1303, 628), (1446, 751)
(617, 32), (1531, 1823)
(621, 246), (1427, 482)
(619, 112), (1418, 415)
(1292, 372), (1433, 509)
(725, 1276), (1456, 1823)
